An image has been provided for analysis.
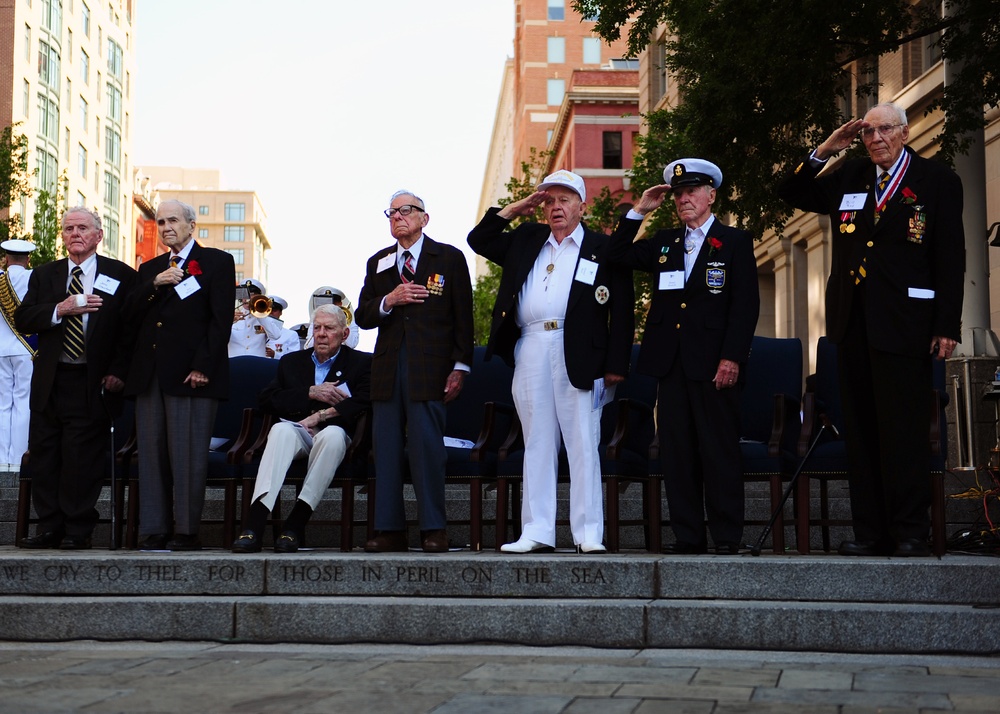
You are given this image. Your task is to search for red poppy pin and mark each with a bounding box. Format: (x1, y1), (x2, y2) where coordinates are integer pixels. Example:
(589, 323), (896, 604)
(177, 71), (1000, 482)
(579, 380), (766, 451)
(186, 260), (203, 276)
(901, 187), (917, 205)
(708, 237), (723, 255)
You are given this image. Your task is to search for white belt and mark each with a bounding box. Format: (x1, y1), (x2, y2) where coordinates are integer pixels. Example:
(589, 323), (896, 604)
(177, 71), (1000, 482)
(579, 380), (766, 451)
(521, 319), (564, 334)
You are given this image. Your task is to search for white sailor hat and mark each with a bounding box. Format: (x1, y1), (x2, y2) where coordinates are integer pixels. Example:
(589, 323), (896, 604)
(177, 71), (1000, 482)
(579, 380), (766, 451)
(242, 278), (265, 294)
(664, 159), (723, 190)
(1, 239), (37, 255)
(537, 170), (586, 202)
(269, 295), (288, 311)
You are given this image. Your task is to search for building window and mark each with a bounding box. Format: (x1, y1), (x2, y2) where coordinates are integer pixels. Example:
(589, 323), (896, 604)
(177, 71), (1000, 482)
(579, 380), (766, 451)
(107, 39), (123, 81)
(103, 171), (119, 208)
(106, 83), (121, 122)
(76, 191), (86, 206)
(80, 49), (89, 84)
(199, 205), (209, 215)
(224, 226), (245, 242)
(78, 144), (88, 178)
(37, 94), (59, 143)
(546, 78), (565, 106)
(65, 78), (72, 109)
(583, 37), (602, 65)
(41, 0), (62, 34)
(103, 214), (118, 255)
(36, 149), (58, 192)
(603, 131), (622, 169)
(64, 127), (70, 159)
(38, 41), (60, 91)
(547, 0), (564, 21)
(80, 96), (88, 129)
(24, 25), (31, 62)
(547, 37), (565, 64)
(23, 80), (30, 117)
(224, 248), (245, 264)
(82, 2), (90, 36)
(198, 228), (209, 239)
(104, 126), (120, 164)
(67, 28), (72, 55)
(224, 202), (245, 221)
(547, 129), (554, 146)
(234, 271), (244, 284)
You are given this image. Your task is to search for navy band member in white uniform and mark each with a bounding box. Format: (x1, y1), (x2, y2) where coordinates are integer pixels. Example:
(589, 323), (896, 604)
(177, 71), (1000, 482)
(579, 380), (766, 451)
(228, 278), (283, 357)
(609, 159), (759, 555)
(0, 239), (36, 470)
(264, 295), (301, 359)
(469, 170), (634, 554)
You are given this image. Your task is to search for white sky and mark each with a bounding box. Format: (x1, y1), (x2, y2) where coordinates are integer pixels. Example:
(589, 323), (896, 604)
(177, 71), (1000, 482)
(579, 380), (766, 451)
(133, 0), (515, 349)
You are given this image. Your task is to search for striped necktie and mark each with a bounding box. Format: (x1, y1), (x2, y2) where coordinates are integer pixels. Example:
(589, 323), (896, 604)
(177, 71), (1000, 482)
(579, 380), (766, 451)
(874, 171), (890, 224)
(170, 255), (182, 269)
(63, 266), (85, 359)
(400, 250), (415, 284)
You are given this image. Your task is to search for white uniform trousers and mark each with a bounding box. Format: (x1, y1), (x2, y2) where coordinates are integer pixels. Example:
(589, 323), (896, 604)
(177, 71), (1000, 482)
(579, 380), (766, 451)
(0, 354), (32, 465)
(251, 422), (350, 511)
(512, 328), (603, 547)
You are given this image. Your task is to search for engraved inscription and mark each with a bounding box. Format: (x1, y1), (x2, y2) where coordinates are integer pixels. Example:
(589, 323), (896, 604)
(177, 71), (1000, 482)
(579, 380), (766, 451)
(571, 567), (607, 584)
(461, 566), (493, 584)
(94, 565), (122, 581)
(394, 566), (444, 583)
(362, 565), (382, 581)
(1, 564), (30, 581)
(512, 566), (551, 584)
(134, 564), (188, 582)
(44, 564), (83, 581)
(208, 564), (246, 582)
(281, 564), (344, 582)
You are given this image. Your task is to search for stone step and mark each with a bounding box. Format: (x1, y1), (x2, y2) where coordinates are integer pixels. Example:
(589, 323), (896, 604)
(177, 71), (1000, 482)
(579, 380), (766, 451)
(0, 550), (997, 653)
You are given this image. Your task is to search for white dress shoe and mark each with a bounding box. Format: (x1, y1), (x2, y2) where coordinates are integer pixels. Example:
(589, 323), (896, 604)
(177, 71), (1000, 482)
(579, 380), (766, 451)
(577, 542), (607, 553)
(500, 537), (554, 554)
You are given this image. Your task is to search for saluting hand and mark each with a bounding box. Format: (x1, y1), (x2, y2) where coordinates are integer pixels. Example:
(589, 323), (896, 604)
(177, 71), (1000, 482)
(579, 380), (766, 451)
(632, 185), (672, 216)
(816, 119), (868, 160)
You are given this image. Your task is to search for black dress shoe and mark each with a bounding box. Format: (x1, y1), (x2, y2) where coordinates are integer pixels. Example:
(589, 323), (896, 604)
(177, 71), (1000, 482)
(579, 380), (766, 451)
(713, 542), (740, 555)
(231, 530), (261, 553)
(838, 539), (879, 556)
(894, 538), (931, 557)
(167, 534), (202, 551)
(663, 542), (708, 554)
(274, 531), (300, 553)
(365, 531), (409, 553)
(138, 534), (170, 551)
(19, 530), (64, 549)
(60, 534), (92, 550)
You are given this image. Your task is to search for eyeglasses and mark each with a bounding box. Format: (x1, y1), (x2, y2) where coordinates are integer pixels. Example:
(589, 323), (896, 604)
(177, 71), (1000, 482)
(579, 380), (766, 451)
(860, 123), (904, 140)
(384, 205), (425, 218)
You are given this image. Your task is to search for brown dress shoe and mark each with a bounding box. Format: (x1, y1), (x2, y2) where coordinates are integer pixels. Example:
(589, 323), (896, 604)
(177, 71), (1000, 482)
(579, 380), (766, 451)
(365, 531), (408, 553)
(421, 529), (449, 553)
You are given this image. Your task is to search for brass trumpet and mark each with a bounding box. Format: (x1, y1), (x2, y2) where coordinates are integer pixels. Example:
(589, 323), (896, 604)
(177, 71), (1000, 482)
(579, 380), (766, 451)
(249, 294), (272, 318)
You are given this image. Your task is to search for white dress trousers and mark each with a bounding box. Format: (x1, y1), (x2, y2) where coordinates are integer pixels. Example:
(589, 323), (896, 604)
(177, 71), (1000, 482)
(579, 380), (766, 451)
(251, 421), (350, 511)
(511, 326), (603, 547)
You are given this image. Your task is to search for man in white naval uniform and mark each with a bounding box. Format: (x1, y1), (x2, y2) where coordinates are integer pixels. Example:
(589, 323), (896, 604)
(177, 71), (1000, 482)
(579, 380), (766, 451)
(264, 295), (301, 359)
(228, 278), (283, 357)
(0, 239), (36, 470)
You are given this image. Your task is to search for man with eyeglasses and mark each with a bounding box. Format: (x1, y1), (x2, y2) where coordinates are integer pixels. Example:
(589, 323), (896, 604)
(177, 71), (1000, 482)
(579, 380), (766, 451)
(356, 190), (473, 553)
(778, 101), (965, 558)
(468, 170), (634, 554)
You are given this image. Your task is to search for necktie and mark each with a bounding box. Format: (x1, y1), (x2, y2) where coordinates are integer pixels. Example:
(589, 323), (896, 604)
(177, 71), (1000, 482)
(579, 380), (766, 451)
(401, 250), (415, 284)
(63, 266), (85, 360)
(683, 229), (699, 254)
(170, 255), (182, 269)
(873, 171), (890, 225)
(877, 171), (891, 194)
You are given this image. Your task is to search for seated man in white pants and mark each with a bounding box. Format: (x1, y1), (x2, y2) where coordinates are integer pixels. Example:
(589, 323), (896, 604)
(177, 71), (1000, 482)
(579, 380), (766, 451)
(232, 304), (371, 553)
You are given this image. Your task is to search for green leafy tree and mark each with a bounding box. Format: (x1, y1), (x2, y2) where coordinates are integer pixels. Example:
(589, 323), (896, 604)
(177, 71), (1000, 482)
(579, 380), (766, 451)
(0, 124), (33, 244)
(573, 0), (1000, 238)
(30, 186), (65, 266)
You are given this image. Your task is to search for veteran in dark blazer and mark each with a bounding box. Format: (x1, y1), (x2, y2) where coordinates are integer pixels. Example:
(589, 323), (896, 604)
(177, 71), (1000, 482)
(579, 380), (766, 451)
(15, 207), (137, 549)
(778, 101), (965, 557)
(469, 170), (634, 554)
(609, 159), (759, 555)
(356, 190), (474, 553)
(124, 199), (236, 551)
(232, 304), (372, 553)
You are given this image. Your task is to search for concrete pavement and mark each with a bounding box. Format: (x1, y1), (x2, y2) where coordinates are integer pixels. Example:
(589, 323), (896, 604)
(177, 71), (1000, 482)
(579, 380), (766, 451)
(0, 641), (997, 713)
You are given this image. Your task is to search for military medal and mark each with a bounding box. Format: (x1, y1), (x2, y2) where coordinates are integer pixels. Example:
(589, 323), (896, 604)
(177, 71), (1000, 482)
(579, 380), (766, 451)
(839, 211), (857, 234)
(594, 285), (609, 304)
(658, 246), (668, 264)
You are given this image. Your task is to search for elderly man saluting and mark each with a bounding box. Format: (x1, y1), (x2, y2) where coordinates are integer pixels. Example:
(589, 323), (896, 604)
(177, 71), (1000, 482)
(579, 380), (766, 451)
(469, 170), (634, 554)
(609, 159), (759, 555)
(232, 304), (371, 553)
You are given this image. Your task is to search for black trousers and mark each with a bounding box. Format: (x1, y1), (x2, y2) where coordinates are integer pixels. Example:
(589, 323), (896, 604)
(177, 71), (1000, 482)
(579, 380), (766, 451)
(28, 364), (110, 537)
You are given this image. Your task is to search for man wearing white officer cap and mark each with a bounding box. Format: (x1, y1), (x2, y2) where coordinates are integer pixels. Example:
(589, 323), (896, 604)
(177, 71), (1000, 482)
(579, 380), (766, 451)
(0, 239), (36, 470)
(264, 295), (301, 359)
(228, 277), (283, 357)
(608, 158), (759, 554)
(468, 169), (634, 553)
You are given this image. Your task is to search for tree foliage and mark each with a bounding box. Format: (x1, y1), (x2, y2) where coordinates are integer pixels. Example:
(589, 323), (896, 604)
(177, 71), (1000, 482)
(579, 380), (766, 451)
(573, 0), (999, 238)
(30, 185), (65, 267)
(0, 124), (33, 244)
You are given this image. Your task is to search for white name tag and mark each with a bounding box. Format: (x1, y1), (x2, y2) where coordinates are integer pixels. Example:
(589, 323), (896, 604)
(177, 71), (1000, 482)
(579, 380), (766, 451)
(94, 274), (120, 295)
(174, 275), (201, 300)
(839, 193), (867, 211)
(376, 253), (397, 273)
(574, 258), (598, 285)
(908, 287), (935, 300)
(659, 271), (685, 290)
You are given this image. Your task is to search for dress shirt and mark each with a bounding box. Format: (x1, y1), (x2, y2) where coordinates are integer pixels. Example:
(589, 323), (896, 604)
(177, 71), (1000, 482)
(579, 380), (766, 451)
(684, 215), (715, 281)
(312, 347), (340, 385)
(516, 223), (584, 327)
(54, 254), (98, 364)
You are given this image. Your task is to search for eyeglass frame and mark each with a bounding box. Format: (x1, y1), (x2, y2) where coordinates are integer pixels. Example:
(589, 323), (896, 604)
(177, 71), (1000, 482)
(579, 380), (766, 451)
(859, 123), (905, 140)
(383, 205), (426, 218)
